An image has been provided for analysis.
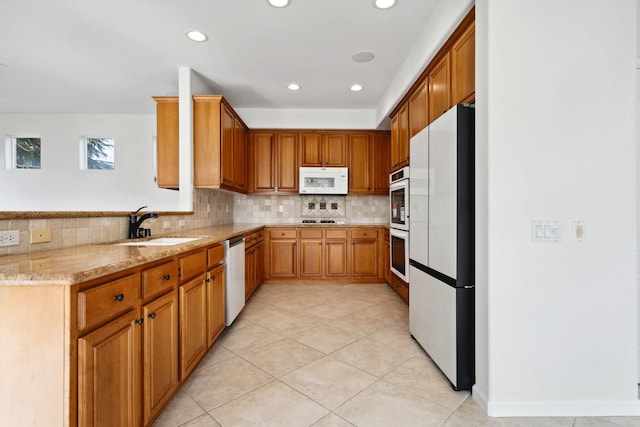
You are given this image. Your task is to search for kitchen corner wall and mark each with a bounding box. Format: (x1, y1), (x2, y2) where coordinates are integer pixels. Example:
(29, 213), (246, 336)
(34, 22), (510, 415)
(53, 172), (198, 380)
(0, 189), (234, 255)
(233, 194), (389, 224)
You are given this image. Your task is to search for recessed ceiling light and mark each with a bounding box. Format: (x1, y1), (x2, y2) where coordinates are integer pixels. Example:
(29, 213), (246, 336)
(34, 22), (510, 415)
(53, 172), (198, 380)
(185, 30), (208, 42)
(268, 0), (290, 7)
(350, 84), (363, 92)
(374, 0), (396, 10)
(352, 51), (375, 63)
(288, 83), (301, 91)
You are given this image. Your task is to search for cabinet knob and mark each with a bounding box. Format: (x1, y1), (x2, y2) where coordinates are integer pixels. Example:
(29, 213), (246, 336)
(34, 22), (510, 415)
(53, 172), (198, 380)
(135, 318), (144, 325)
(281, 232), (285, 236)
(211, 275), (216, 280)
(205, 277), (210, 283)
(162, 274), (171, 281)
(113, 293), (124, 302)
(148, 312), (156, 319)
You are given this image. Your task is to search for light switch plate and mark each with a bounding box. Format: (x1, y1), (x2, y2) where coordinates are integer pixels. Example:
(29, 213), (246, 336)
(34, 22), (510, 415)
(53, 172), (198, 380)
(30, 228), (51, 244)
(531, 220), (562, 243)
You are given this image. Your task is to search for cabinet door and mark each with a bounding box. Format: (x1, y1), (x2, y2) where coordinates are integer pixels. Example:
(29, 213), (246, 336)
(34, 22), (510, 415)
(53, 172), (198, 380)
(143, 291), (179, 425)
(268, 240), (297, 278)
(348, 133), (371, 194)
(451, 22), (475, 104)
(398, 104), (409, 168)
(179, 274), (207, 380)
(206, 264), (226, 347)
(301, 133), (322, 166)
(390, 113), (400, 171)
(323, 133), (347, 167)
(245, 246), (256, 299)
(153, 96), (179, 190)
(233, 118), (247, 191)
(372, 133), (390, 194)
(276, 133), (299, 192)
(350, 240), (378, 277)
(249, 132), (276, 192)
(255, 240), (264, 285)
(78, 309), (142, 427)
(429, 53), (451, 123)
(409, 80), (428, 138)
(299, 239), (323, 278)
(325, 240), (348, 277)
(221, 105), (235, 188)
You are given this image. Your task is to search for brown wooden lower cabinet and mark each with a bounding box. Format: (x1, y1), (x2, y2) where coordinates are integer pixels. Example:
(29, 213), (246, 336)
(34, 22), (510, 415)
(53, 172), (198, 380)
(263, 226), (384, 284)
(179, 272), (208, 381)
(206, 264), (226, 348)
(244, 230), (264, 299)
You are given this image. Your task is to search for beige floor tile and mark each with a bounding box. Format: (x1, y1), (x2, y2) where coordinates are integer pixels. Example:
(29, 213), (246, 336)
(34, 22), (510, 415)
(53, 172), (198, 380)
(332, 337), (416, 377)
(293, 324), (361, 354)
(250, 308), (322, 337)
(268, 292), (333, 311)
(179, 413), (221, 426)
(367, 323), (427, 357)
(196, 343), (237, 370)
(323, 295), (381, 312)
(302, 302), (354, 321)
(181, 357), (273, 411)
(383, 356), (468, 409)
(440, 397), (504, 427)
(335, 380), (452, 427)
(281, 356), (377, 410)
(152, 389), (206, 427)
(217, 323), (284, 354)
(209, 380), (328, 426)
(330, 309), (392, 337)
(310, 413), (356, 427)
(357, 299), (410, 327)
(241, 338), (324, 377)
(573, 417), (640, 426)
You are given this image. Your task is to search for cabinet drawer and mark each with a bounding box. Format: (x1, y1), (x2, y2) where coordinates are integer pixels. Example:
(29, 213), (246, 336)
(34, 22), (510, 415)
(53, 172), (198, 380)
(299, 229), (322, 239)
(351, 228), (379, 239)
(325, 228), (347, 239)
(78, 273), (141, 332)
(142, 260), (178, 299)
(179, 250), (207, 282)
(207, 244), (225, 268)
(269, 228), (297, 239)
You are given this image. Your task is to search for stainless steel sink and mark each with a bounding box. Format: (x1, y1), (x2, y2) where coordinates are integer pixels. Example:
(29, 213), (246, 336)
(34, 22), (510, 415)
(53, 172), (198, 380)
(114, 237), (202, 246)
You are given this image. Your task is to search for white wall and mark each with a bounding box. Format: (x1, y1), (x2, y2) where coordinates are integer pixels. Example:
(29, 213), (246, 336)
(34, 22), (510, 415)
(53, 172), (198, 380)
(0, 114), (180, 211)
(475, 0), (639, 416)
(234, 108), (379, 130)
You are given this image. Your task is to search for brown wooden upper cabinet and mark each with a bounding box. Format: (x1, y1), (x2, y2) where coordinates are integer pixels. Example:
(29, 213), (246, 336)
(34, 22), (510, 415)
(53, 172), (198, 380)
(248, 130), (299, 194)
(390, 103), (409, 172)
(193, 95), (248, 194)
(408, 79), (428, 138)
(153, 96), (179, 190)
(348, 132), (390, 195)
(428, 53), (451, 124)
(301, 132), (347, 167)
(451, 21), (476, 104)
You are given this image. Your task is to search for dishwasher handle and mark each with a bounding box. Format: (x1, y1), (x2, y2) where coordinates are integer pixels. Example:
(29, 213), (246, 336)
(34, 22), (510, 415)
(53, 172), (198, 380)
(228, 235), (245, 247)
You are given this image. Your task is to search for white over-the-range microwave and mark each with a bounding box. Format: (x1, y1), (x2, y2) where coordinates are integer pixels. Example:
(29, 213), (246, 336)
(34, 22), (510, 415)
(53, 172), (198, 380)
(299, 167), (348, 195)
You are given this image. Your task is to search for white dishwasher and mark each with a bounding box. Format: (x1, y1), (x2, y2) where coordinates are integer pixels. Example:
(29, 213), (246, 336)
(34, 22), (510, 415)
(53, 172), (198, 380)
(225, 235), (246, 326)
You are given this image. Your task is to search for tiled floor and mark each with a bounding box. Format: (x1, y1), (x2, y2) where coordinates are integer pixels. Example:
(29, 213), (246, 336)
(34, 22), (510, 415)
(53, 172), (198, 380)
(154, 283), (640, 427)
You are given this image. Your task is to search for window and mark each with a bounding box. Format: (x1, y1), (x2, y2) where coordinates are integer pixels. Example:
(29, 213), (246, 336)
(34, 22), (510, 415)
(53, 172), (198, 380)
(80, 137), (114, 170)
(4, 136), (41, 169)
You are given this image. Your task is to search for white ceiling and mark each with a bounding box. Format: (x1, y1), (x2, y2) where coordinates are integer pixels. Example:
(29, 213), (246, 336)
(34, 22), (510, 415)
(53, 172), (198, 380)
(0, 0), (442, 116)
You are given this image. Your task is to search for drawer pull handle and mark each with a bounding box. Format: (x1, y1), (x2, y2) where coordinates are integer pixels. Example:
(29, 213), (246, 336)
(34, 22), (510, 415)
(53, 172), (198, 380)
(148, 312), (156, 319)
(135, 318), (144, 325)
(162, 274), (171, 281)
(113, 294), (124, 302)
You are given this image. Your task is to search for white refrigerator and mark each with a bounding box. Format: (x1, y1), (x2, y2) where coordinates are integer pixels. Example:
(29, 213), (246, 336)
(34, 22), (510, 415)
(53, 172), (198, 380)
(409, 104), (475, 391)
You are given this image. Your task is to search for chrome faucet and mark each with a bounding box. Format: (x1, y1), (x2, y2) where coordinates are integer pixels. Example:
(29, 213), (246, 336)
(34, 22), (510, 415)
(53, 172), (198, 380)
(128, 206), (158, 239)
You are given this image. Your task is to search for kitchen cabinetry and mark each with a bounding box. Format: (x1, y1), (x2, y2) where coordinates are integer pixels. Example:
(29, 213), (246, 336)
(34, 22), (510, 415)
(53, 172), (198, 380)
(428, 53), (451, 123)
(451, 21), (475, 104)
(178, 250), (208, 380)
(299, 228), (348, 279)
(301, 132), (347, 167)
(244, 229), (264, 299)
(390, 104), (409, 172)
(409, 79), (428, 138)
(193, 95), (248, 193)
(153, 96), (179, 190)
(265, 228), (298, 279)
(383, 229), (409, 304)
(247, 131), (299, 194)
(348, 132), (390, 195)
(206, 243), (226, 348)
(349, 228), (381, 278)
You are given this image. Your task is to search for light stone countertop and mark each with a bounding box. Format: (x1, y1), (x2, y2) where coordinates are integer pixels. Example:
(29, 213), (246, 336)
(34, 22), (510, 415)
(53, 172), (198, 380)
(0, 223), (388, 286)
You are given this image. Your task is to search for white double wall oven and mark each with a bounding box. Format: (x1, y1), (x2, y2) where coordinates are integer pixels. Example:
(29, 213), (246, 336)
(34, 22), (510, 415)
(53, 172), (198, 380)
(389, 167), (409, 282)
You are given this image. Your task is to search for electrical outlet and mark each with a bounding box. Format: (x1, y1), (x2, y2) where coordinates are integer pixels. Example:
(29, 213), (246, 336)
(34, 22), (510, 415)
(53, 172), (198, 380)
(0, 230), (20, 247)
(163, 220), (171, 230)
(178, 220), (186, 227)
(30, 228), (51, 244)
(370, 205), (376, 213)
